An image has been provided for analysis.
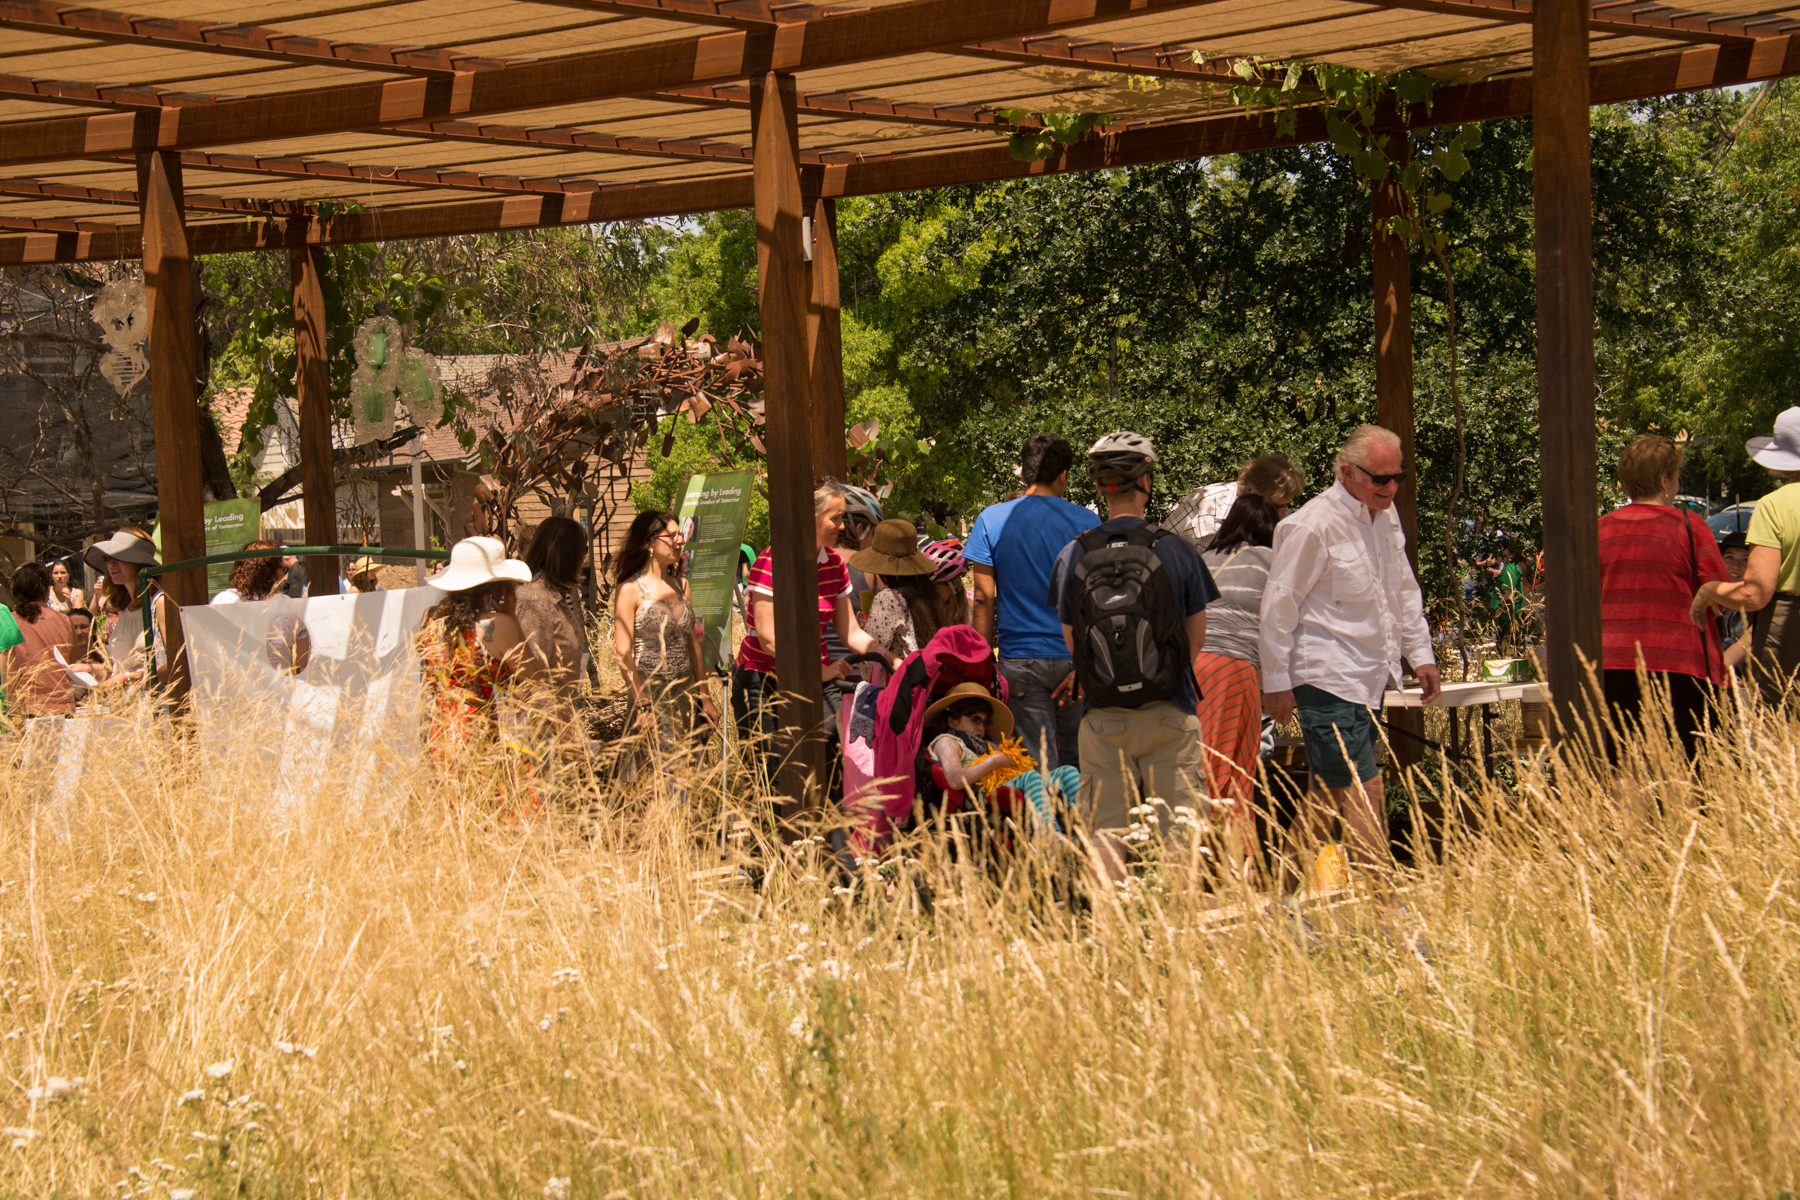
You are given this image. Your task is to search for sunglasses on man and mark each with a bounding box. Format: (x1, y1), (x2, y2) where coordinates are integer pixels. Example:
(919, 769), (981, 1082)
(1351, 463), (1409, 487)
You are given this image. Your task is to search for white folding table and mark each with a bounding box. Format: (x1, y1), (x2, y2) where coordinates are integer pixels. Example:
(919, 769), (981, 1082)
(1382, 680), (1549, 773)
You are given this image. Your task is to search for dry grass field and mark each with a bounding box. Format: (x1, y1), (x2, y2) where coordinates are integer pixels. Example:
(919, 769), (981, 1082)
(2, 676), (1797, 1199)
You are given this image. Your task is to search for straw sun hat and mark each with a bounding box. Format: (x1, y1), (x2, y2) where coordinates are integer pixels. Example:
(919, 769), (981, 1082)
(922, 682), (1014, 737)
(426, 536), (530, 592)
(849, 518), (935, 577)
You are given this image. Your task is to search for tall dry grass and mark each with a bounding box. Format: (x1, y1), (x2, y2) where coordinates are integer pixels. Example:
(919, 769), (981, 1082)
(2, 676), (1798, 1199)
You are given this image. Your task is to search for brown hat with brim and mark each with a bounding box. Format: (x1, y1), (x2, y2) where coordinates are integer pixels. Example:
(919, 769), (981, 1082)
(849, 518), (935, 577)
(922, 682), (1013, 738)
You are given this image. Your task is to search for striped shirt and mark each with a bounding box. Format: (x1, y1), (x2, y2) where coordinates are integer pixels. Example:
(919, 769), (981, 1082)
(1599, 503), (1727, 684)
(735, 545), (851, 673)
(1200, 544), (1274, 668)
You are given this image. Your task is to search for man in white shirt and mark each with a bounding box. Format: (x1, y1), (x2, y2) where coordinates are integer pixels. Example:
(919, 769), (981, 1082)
(1259, 425), (1442, 878)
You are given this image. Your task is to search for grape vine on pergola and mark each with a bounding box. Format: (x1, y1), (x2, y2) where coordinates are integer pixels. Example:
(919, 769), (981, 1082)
(2, 0), (1795, 805)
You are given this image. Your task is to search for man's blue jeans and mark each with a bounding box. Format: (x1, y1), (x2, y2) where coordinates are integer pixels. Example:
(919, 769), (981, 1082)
(999, 657), (1082, 773)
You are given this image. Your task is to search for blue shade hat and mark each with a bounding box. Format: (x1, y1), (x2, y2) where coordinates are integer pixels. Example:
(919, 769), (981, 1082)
(1747, 407), (1800, 472)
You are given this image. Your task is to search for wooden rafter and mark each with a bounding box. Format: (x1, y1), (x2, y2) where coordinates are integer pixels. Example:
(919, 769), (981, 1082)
(136, 147), (729, 196)
(388, 118), (760, 165)
(0, 0), (514, 74)
(0, 174), (757, 264)
(0, 0), (1240, 168)
(0, 72), (220, 110)
(0, 175), (307, 213)
(1378, 0), (1798, 44)
(955, 36), (1261, 82)
(654, 83), (1017, 130)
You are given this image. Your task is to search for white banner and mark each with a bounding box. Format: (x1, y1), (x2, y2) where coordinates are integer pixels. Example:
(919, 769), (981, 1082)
(181, 587), (444, 813)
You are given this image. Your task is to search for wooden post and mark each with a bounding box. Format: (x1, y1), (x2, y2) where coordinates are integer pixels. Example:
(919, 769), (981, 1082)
(138, 148), (204, 696)
(1534, 0), (1603, 738)
(290, 238), (338, 597)
(1373, 150), (1425, 771)
(808, 194), (847, 481)
(752, 71), (829, 809)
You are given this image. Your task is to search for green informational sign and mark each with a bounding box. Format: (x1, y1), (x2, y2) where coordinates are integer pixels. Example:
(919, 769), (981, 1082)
(673, 469), (754, 672)
(154, 499), (262, 598)
(202, 500), (261, 595)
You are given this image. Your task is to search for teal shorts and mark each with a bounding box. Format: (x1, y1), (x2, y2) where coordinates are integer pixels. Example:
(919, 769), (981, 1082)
(1293, 684), (1380, 789)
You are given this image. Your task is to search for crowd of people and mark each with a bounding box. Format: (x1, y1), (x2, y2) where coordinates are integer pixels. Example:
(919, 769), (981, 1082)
(9, 404), (1800, 891)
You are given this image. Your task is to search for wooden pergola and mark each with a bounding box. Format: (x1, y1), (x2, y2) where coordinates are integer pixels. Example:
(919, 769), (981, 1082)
(3, 0), (1796, 797)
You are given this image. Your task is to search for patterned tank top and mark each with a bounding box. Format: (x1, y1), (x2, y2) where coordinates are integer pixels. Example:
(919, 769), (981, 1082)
(631, 577), (695, 683)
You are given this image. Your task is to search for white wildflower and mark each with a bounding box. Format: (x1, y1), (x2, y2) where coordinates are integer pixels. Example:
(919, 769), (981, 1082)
(135, 892), (158, 904)
(538, 1017), (552, 1032)
(25, 1076), (81, 1101)
(170, 1190), (197, 1200)
(204, 1060), (233, 1080)
(453, 1060), (467, 1072)
(176, 1090), (204, 1107)
(466, 952), (492, 970)
(817, 959), (844, 980)
(273, 1041), (316, 1059)
(551, 967), (581, 987)
(543, 1178), (571, 1199)
(787, 1015), (807, 1039)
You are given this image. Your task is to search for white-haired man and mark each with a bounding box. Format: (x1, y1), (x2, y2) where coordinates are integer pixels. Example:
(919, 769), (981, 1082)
(1260, 425), (1441, 880)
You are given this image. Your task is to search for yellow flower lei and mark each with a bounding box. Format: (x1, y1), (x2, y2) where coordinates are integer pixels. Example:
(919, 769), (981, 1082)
(976, 733), (1037, 794)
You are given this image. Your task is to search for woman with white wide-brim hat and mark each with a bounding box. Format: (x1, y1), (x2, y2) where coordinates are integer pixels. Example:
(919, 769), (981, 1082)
(417, 536), (543, 760)
(1693, 407), (1800, 704)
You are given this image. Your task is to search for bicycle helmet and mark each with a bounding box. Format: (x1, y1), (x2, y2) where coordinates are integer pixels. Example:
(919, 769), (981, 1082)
(841, 485), (884, 533)
(923, 539), (966, 583)
(1087, 430), (1157, 493)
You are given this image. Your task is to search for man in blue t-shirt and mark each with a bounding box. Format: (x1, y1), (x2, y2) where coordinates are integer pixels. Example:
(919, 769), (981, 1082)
(1047, 432), (1217, 880)
(968, 433), (1100, 773)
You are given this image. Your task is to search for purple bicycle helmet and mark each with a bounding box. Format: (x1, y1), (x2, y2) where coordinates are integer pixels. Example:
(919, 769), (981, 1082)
(923, 538), (966, 583)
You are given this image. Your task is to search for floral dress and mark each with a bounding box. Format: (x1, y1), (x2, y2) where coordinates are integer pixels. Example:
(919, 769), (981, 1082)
(417, 615), (513, 754)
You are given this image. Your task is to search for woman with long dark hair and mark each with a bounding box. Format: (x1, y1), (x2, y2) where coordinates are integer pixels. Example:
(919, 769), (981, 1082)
(2, 563), (76, 717)
(417, 537), (542, 759)
(517, 515), (593, 752)
(613, 509), (718, 757)
(1193, 493), (1283, 881)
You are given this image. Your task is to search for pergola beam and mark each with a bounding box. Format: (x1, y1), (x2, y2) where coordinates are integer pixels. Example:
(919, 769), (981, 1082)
(4, 33), (1797, 264)
(0, 174), (756, 264)
(0, 0), (1244, 168)
(0, 175), (307, 214)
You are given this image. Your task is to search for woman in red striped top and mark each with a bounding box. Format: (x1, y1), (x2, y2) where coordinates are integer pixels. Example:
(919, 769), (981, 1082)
(1598, 434), (1728, 763)
(730, 477), (892, 783)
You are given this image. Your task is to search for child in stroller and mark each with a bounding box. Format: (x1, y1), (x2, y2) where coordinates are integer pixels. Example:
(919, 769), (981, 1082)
(917, 682), (1079, 833)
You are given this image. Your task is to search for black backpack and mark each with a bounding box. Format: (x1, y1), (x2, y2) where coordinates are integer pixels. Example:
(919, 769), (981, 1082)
(1068, 524), (1190, 709)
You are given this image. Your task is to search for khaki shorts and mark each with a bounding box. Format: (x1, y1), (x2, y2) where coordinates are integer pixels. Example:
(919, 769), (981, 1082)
(1077, 701), (1206, 833)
